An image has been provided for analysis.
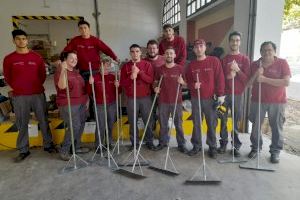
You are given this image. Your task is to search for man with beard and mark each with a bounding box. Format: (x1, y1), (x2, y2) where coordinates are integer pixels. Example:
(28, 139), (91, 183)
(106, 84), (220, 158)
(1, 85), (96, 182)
(218, 31), (250, 156)
(186, 39), (225, 158)
(154, 47), (188, 153)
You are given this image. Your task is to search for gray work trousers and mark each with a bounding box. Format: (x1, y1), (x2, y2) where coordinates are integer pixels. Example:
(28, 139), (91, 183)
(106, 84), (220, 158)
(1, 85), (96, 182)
(59, 104), (86, 153)
(95, 103), (117, 146)
(12, 94), (53, 153)
(191, 98), (217, 149)
(127, 96), (154, 145)
(219, 94), (243, 149)
(158, 103), (186, 146)
(249, 102), (285, 155)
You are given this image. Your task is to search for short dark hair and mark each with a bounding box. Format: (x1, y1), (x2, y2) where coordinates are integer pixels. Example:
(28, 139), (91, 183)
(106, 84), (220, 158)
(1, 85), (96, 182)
(163, 24), (173, 30)
(78, 20), (90, 27)
(165, 46), (175, 52)
(60, 51), (77, 61)
(147, 39), (158, 47)
(260, 41), (277, 52)
(12, 29), (27, 39)
(129, 44), (141, 50)
(228, 31), (242, 41)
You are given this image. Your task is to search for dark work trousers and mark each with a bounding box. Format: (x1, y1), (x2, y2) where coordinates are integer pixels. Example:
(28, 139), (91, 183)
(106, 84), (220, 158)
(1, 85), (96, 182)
(191, 98), (217, 149)
(249, 102), (285, 155)
(59, 104), (87, 153)
(94, 103), (117, 146)
(12, 93), (53, 153)
(158, 103), (186, 147)
(127, 96), (154, 146)
(219, 94), (243, 149)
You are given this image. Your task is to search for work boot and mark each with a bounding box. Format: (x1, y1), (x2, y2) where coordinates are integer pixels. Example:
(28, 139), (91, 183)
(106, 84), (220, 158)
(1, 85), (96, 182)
(44, 143), (58, 153)
(14, 151), (31, 163)
(188, 146), (201, 156)
(230, 149), (241, 157)
(178, 145), (188, 154)
(155, 143), (167, 151)
(270, 154), (280, 163)
(208, 147), (217, 159)
(217, 145), (227, 154)
(248, 149), (257, 159)
(59, 152), (71, 161)
(145, 142), (156, 151)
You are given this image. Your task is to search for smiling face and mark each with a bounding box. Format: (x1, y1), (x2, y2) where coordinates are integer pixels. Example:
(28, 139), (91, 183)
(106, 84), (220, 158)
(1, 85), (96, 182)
(229, 35), (241, 53)
(13, 35), (28, 49)
(66, 53), (78, 68)
(164, 48), (176, 64)
(163, 27), (175, 41)
(261, 43), (276, 60)
(130, 47), (142, 62)
(147, 43), (159, 59)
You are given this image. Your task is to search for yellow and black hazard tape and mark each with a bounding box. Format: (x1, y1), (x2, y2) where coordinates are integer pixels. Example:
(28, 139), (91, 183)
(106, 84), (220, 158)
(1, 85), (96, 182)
(12, 16), (84, 29)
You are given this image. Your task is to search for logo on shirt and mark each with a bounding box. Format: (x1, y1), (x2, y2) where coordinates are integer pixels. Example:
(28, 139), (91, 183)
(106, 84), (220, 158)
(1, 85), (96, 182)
(13, 61), (24, 66)
(28, 61), (37, 65)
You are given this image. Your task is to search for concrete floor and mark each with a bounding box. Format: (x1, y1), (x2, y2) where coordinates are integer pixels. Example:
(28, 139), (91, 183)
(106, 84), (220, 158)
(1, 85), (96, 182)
(0, 134), (299, 200)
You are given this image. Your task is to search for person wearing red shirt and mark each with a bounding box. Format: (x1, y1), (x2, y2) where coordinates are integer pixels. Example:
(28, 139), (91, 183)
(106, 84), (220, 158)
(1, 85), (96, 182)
(186, 39), (225, 158)
(159, 24), (187, 67)
(63, 20), (118, 81)
(218, 31), (250, 156)
(248, 41), (291, 163)
(153, 47), (188, 153)
(54, 51), (89, 161)
(120, 44), (155, 150)
(87, 58), (120, 150)
(3, 29), (56, 162)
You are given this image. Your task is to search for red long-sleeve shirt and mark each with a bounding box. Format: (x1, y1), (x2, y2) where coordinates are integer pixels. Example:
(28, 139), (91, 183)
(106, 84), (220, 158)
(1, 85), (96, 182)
(186, 56), (225, 99)
(222, 54), (250, 95)
(3, 51), (46, 96)
(86, 73), (120, 105)
(250, 57), (291, 104)
(63, 35), (117, 71)
(159, 35), (187, 66)
(54, 69), (88, 106)
(120, 60), (153, 98)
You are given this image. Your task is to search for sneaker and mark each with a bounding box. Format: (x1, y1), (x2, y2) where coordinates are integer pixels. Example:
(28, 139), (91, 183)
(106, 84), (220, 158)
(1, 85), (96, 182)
(75, 147), (90, 154)
(217, 145), (227, 154)
(270, 154), (280, 163)
(44, 144), (58, 153)
(248, 150), (258, 159)
(14, 152), (30, 163)
(188, 146), (201, 156)
(59, 152), (71, 161)
(155, 143), (167, 151)
(208, 147), (217, 159)
(230, 149), (241, 157)
(178, 145), (188, 154)
(145, 143), (156, 151)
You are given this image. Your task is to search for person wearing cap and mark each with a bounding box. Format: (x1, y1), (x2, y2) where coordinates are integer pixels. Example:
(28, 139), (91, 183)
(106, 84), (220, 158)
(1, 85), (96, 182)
(154, 47), (188, 153)
(3, 29), (57, 163)
(186, 39), (225, 158)
(248, 41), (290, 163)
(120, 44), (156, 151)
(217, 31), (250, 156)
(159, 24), (187, 67)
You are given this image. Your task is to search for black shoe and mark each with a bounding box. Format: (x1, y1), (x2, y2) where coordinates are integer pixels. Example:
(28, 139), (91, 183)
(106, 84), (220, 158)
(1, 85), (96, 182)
(230, 149), (241, 157)
(270, 154), (280, 163)
(188, 146), (201, 156)
(208, 147), (217, 159)
(248, 150), (258, 159)
(155, 143), (167, 151)
(178, 145), (188, 154)
(217, 145), (227, 154)
(44, 144), (58, 153)
(145, 143), (156, 151)
(14, 152), (30, 163)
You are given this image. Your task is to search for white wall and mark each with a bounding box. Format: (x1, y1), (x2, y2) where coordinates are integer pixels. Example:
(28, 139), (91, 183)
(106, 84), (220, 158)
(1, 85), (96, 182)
(0, 0), (162, 72)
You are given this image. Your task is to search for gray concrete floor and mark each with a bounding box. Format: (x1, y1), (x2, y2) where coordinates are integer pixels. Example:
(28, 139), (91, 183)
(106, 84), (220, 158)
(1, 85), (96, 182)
(0, 134), (299, 200)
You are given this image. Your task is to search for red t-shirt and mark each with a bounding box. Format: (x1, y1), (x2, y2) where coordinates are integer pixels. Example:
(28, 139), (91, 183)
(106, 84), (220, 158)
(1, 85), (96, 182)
(86, 73), (120, 105)
(63, 35), (117, 71)
(144, 55), (165, 73)
(155, 64), (184, 104)
(159, 35), (187, 66)
(222, 54), (250, 95)
(54, 69), (88, 106)
(186, 56), (225, 99)
(120, 60), (154, 98)
(250, 57), (291, 103)
(3, 51), (46, 96)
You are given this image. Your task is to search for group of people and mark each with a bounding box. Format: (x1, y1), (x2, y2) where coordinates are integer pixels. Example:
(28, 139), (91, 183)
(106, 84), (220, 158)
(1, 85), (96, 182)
(3, 20), (290, 164)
